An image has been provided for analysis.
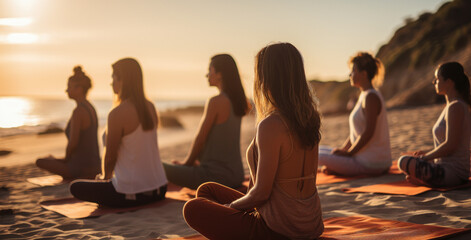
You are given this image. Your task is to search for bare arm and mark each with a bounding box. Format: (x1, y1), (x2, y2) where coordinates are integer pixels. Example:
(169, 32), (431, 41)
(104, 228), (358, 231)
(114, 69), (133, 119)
(182, 97), (219, 166)
(423, 102), (464, 161)
(230, 117), (281, 211)
(334, 92), (381, 156)
(102, 109), (124, 179)
(65, 108), (82, 161)
(332, 138), (351, 154)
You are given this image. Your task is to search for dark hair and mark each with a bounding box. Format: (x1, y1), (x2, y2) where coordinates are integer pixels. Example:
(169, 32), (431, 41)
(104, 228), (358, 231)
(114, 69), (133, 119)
(112, 58), (155, 130)
(349, 52), (385, 87)
(254, 42), (321, 148)
(438, 61), (471, 107)
(69, 66), (92, 95)
(211, 54), (250, 116)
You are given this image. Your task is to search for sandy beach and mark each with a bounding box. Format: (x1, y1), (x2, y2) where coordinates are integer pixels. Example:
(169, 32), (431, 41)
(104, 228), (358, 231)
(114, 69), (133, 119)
(1, 104), (471, 239)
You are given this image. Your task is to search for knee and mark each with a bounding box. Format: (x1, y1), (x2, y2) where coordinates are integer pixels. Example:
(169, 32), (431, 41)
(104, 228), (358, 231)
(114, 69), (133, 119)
(36, 158), (45, 168)
(195, 182), (218, 198)
(69, 180), (84, 199)
(183, 198), (205, 227)
(397, 156), (408, 172)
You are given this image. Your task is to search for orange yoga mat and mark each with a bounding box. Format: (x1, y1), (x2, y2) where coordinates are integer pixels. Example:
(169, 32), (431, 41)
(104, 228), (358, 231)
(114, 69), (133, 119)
(27, 175), (69, 187)
(320, 216), (471, 240)
(40, 181), (251, 218)
(342, 178), (471, 195)
(166, 181), (250, 202)
(155, 216), (471, 240)
(40, 197), (176, 219)
(316, 161), (404, 186)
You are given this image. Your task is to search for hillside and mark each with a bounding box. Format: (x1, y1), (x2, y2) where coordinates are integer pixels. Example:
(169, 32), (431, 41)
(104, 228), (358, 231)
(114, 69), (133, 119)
(377, 0), (471, 107)
(311, 0), (471, 113)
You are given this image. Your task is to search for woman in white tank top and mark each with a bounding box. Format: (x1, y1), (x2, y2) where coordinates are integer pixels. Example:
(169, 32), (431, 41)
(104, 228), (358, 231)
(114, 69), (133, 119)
(70, 58), (168, 208)
(318, 52), (392, 176)
(398, 62), (471, 187)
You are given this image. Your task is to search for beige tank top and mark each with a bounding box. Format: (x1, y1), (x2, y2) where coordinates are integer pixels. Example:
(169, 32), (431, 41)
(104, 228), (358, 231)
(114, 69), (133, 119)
(248, 114), (324, 239)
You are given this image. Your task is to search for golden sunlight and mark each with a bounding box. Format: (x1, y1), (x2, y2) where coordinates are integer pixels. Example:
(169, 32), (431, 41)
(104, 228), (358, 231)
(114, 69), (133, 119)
(0, 97), (38, 128)
(0, 18), (33, 26)
(4, 33), (39, 44)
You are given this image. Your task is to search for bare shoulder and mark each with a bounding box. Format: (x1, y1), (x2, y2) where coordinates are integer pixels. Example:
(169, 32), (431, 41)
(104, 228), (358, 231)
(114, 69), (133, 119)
(257, 114), (287, 137)
(208, 94), (230, 107)
(448, 100), (466, 115)
(108, 101), (132, 120)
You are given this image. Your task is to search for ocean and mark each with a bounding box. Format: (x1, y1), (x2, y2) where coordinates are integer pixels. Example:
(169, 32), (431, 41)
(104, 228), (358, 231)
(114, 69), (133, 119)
(0, 96), (204, 138)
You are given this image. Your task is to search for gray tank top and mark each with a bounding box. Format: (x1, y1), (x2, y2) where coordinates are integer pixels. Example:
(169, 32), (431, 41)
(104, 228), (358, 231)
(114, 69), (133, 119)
(433, 100), (470, 181)
(65, 101), (101, 178)
(199, 102), (244, 186)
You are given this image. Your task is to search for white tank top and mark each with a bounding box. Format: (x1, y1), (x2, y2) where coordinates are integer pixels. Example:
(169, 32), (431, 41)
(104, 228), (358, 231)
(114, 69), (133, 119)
(111, 125), (168, 194)
(349, 89), (392, 169)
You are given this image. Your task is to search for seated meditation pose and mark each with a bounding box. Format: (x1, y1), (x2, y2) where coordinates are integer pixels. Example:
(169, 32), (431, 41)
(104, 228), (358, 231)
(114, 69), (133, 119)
(163, 54), (250, 189)
(183, 43), (324, 239)
(70, 58), (167, 207)
(319, 52), (391, 176)
(36, 66), (100, 179)
(398, 62), (471, 187)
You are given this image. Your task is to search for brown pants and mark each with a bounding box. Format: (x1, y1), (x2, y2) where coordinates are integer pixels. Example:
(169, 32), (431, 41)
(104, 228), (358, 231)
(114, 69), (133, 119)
(183, 182), (288, 240)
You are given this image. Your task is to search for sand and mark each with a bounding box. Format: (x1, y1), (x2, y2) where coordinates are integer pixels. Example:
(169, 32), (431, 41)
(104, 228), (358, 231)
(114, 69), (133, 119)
(1, 104), (471, 239)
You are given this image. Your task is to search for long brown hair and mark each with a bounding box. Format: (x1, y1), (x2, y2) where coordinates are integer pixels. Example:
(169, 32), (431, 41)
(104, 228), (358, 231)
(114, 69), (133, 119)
(211, 54), (250, 116)
(112, 58), (155, 130)
(254, 43), (321, 148)
(349, 52), (385, 88)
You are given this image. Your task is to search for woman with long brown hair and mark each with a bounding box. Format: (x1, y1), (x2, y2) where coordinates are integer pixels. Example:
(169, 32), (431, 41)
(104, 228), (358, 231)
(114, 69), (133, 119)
(70, 58), (167, 207)
(36, 66), (100, 180)
(398, 62), (470, 187)
(182, 43), (324, 239)
(163, 54), (250, 189)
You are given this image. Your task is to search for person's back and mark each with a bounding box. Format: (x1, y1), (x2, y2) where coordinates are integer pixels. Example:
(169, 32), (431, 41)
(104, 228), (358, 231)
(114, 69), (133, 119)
(111, 100), (167, 194)
(65, 101), (101, 178)
(248, 113), (323, 239)
(199, 94), (244, 186)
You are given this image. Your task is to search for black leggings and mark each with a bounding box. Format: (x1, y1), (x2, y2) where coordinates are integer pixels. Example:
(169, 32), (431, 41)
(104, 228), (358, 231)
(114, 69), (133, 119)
(70, 180), (167, 208)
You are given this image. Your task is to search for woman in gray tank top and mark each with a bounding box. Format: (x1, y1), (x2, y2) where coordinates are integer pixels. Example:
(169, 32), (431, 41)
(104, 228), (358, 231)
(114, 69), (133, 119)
(36, 66), (101, 179)
(398, 62), (471, 187)
(163, 54), (251, 190)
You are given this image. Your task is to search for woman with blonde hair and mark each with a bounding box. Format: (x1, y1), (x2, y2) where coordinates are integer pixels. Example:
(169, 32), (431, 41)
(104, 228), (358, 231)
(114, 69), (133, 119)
(398, 62), (470, 187)
(183, 43), (324, 239)
(36, 66), (100, 179)
(319, 52), (392, 176)
(163, 54), (250, 189)
(70, 58), (167, 207)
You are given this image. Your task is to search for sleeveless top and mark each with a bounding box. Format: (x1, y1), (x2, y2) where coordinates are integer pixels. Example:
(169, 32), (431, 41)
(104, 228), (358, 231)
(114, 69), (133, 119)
(247, 113), (324, 239)
(111, 125), (168, 194)
(349, 89), (391, 169)
(65, 102), (101, 178)
(199, 102), (245, 186)
(432, 100), (471, 181)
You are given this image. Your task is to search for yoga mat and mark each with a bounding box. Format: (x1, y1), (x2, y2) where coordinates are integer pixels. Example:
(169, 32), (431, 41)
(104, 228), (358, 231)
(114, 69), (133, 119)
(316, 161), (404, 186)
(342, 178), (471, 195)
(155, 216), (471, 240)
(316, 171), (362, 185)
(40, 197), (175, 219)
(320, 216), (471, 240)
(165, 181), (250, 202)
(41, 181), (251, 219)
(27, 175), (69, 186)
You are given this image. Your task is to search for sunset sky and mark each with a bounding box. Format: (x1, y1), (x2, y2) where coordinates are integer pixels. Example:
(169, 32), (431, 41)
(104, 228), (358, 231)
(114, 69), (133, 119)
(0, 0), (448, 100)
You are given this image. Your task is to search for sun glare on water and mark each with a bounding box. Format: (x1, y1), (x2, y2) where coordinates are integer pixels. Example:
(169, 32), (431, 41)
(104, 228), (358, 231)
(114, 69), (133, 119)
(5, 33), (39, 44)
(0, 97), (38, 128)
(0, 18), (32, 26)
